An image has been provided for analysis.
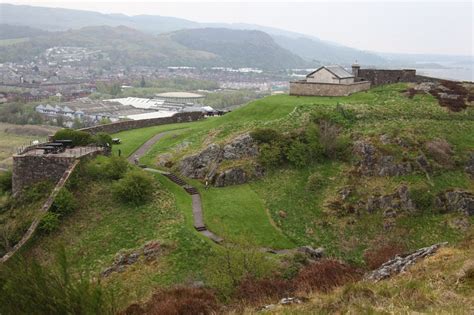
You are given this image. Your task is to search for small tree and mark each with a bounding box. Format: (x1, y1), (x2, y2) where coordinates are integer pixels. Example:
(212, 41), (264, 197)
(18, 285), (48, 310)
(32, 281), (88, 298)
(113, 170), (155, 205)
(51, 188), (77, 216)
(93, 132), (113, 147)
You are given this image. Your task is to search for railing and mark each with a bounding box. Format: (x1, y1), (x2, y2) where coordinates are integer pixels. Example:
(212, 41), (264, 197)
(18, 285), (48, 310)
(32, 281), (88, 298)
(15, 138), (50, 155)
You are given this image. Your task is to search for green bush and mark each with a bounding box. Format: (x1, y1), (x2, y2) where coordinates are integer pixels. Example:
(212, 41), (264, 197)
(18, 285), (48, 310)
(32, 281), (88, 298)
(20, 181), (54, 203)
(39, 212), (60, 233)
(410, 188), (434, 213)
(257, 143), (283, 169)
(206, 244), (277, 299)
(306, 173), (324, 191)
(51, 188), (77, 216)
(53, 129), (93, 146)
(92, 132), (113, 147)
(84, 156), (129, 180)
(250, 128), (281, 144)
(0, 170), (12, 193)
(113, 170), (156, 205)
(105, 156), (129, 180)
(0, 247), (116, 314)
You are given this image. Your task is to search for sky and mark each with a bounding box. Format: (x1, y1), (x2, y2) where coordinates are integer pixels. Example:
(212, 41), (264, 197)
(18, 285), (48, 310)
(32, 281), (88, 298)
(1, 0), (473, 56)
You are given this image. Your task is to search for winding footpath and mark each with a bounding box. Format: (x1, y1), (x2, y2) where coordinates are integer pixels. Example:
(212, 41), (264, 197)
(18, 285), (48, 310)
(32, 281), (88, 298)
(128, 132), (223, 244)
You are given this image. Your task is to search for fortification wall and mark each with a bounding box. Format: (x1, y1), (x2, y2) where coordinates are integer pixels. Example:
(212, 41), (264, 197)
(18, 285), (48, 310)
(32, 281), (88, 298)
(79, 112), (204, 135)
(357, 69), (416, 86)
(289, 81), (371, 96)
(12, 149), (102, 195)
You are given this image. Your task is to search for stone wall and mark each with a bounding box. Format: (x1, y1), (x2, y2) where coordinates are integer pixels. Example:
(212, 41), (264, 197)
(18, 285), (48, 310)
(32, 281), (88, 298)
(79, 112), (204, 135)
(357, 69), (416, 86)
(289, 81), (371, 97)
(12, 150), (102, 195)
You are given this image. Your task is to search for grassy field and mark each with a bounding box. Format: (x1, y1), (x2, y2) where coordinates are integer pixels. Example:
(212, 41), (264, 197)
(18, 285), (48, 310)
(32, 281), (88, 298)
(0, 123), (58, 167)
(0, 38), (30, 46)
(111, 83), (474, 262)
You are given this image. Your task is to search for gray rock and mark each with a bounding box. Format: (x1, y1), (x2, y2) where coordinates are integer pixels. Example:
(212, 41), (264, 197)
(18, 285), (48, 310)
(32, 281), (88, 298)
(366, 185), (414, 214)
(180, 133), (260, 185)
(366, 243), (447, 281)
(353, 140), (413, 177)
(297, 246), (324, 259)
(416, 154), (430, 173)
(222, 134), (259, 160)
(436, 190), (474, 216)
(214, 168), (247, 187)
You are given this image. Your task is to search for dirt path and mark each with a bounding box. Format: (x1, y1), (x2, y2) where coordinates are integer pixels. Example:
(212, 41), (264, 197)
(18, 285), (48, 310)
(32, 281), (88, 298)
(127, 132), (223, 244)
(127, 132), (169, 163)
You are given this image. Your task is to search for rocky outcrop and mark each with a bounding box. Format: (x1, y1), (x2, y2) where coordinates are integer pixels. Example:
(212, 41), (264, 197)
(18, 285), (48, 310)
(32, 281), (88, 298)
(353, 140), (413, 177)
(436, 190), (474, 216)
(180, 134), (262, 186)
(365, 242), (447, 281)
(101, 241), (163, 277)
(366, 185), (414, 215)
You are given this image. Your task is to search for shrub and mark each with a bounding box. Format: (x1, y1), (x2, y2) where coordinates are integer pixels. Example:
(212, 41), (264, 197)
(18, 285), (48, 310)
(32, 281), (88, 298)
(286, 139), (310, 168)
(0, 248), (116, 314)
(113, 170), (155, 205)
(51, 188), (77, 216)
(250, 128), (280, 144)
(20, 180), (54, 203)
(206, 244), (277, 299)
(318, 120), (344, 159)
(53, 129), (93, 146)
(93, 132), (113, 147)
(424, 138), (453, 166)
(0, 170), (12, 193)
(363, 242), (406, 270)
(85, 156), (129, 180)
(105, 156), (129, 180)
(39, 212), (60, 233)
(257, 143), (283, 169)
(409, 188), (434, 213)
(234, 276), (295, 304)
(306, 173), (324, 191)
(121, 287), (218, 315)
(294, 259), (362, 293)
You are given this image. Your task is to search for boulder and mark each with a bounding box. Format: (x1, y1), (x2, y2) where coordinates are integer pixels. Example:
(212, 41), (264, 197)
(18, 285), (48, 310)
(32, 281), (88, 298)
(180, 133), (260, 185)
(214, 168), (247, 187)
(365, 242), (447, 281)
(353, 140), (413, 177)
(435, 190), (474, 216)
(297, 246), (324, 260)
(222, 134), (259, 160)
(366, 185), (414, 214)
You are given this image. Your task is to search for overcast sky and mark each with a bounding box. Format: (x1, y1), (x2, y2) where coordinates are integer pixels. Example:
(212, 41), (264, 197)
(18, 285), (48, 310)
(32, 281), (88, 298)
(2, 0), (473, 55)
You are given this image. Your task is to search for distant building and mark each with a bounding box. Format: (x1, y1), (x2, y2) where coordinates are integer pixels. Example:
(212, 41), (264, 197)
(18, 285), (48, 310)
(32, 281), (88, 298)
(154, 92), (205, 104)
(305, 65), (355, 84)
(289, 64), (370, 97)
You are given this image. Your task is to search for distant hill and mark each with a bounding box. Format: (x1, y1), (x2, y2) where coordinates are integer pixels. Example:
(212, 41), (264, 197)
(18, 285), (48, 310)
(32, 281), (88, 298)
(0, 24), (48, 40)
(170, 28), (306, 69)
(0, 3), (386, 66)
(0, 25), (307, 69)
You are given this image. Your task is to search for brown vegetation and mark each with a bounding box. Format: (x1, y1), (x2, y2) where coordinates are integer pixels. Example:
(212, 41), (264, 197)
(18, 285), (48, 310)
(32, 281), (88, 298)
(363, 241), (407, 270)
(424, 138), (454, 166)
(234, 276), (295, 304)
(429, 80), (469, 112)
(294, 259), (362, 293)
(120, 287), (219, 315)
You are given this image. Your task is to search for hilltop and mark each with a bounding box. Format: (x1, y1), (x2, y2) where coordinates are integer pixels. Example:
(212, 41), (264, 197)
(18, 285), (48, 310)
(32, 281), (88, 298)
(0, 25), (306, 69)
(0, 83), (473, 313)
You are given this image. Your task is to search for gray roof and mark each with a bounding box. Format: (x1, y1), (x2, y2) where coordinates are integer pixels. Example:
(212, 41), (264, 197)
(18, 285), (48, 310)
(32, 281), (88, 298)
(307, 65), (354, 79)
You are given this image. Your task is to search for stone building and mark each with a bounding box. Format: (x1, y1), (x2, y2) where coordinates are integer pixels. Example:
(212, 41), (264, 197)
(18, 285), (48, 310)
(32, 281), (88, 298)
(352, 63), (417, 86)
(289, 65), (371, 97)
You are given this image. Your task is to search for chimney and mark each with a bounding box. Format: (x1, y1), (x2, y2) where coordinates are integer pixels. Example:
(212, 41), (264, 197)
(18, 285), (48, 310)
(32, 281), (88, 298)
(351, 62), (360, 78)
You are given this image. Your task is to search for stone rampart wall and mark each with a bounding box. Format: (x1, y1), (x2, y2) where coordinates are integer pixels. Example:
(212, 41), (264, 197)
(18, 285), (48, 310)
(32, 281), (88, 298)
(357, 69), (417, 86)
(289, 81), (371, 96)
(79, 112), (204, 135)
